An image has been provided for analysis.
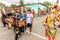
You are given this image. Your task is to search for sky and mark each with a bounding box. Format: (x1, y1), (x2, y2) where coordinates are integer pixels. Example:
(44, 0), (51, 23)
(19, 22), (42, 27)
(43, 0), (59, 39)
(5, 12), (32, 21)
(0, 0), (59, 6)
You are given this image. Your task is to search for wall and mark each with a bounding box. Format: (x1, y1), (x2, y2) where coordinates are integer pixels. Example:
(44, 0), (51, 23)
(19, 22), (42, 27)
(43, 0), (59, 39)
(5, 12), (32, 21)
(24, 3), (47, 14)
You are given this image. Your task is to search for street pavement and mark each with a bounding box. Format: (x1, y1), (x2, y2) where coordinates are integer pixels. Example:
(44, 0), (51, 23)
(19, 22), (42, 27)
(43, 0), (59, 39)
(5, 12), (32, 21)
(0, 15), (60, 40)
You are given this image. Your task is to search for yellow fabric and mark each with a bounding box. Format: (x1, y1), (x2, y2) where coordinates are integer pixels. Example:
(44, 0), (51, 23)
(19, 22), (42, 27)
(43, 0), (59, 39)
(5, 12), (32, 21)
(57, 14), (60, 22)
(54, 2), (58, 13)
(54, 9), (58, 15)
(43, 15), (56, 29)
(47, 15), (51, 23)
(43, 15), (50, 23)
(43, 15), (56, 38)
(43, 17), (46, 23)
(54, 2), (58, 6)
(52, 9), (58, 15)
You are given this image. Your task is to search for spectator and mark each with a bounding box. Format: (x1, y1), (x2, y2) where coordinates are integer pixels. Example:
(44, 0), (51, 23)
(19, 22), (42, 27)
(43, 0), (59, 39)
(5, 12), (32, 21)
(26, 10), (34, 34)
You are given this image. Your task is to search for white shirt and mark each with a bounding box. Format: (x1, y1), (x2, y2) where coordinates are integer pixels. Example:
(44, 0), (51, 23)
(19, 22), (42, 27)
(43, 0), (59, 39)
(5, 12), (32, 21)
(26, 13), (33, 23)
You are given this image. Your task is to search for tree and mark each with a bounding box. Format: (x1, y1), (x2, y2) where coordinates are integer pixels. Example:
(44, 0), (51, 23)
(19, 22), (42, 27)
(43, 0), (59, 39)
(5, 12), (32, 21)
(43, 1), (52, 6)
(19, 0), (24, 12)
(11, 4), (17, 7)
(0, 2), (6, 10)
(19, 0), (24, 6)
(0, 2), (6, 7)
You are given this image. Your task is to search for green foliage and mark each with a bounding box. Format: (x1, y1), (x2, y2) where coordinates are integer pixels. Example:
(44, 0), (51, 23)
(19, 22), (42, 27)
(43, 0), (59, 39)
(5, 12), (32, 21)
(0, 2), (6, 7)
(19, 0), (24, 6)
(11, 4), (17, 7)
(0, 2), (6, 10)
(43, 1), (52, 6)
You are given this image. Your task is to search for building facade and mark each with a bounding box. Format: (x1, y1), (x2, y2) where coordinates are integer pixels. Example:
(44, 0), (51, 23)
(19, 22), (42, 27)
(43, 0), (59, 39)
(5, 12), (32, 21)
(24, 3), (48, 14)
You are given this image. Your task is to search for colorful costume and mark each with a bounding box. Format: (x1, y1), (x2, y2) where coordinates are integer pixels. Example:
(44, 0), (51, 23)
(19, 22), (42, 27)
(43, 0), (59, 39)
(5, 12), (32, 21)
(56, 13), (60, 28)
(57, 14), (60, 22)
(43, 15), (57, 40)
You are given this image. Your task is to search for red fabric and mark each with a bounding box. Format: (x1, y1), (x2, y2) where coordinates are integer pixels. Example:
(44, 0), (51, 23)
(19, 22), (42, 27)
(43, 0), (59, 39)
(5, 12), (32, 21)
(44, 17), (53, 40)
(45, 28), (53, 40)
